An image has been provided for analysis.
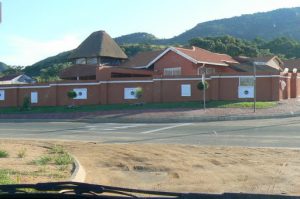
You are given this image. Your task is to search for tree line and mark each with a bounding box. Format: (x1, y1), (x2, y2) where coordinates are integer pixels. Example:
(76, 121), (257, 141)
(2, 36), (300, 81)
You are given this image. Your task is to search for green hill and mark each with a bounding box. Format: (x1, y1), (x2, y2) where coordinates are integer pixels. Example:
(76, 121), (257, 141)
(23, 50), (72, 77)
(0, 62), (10, 72)
(116, 7), (300, 44)
(115, 32), (158, 45)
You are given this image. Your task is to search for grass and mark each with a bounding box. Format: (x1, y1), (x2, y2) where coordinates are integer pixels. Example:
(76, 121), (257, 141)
(0, 169), (15, 184)
(0, 100), (278, 114)
(0, 150), (9, 158)
(17, 148), (27, 158)
(54, 153), (73, 165)
(32, 155), (52, 166)
(49, 145), (65, 154)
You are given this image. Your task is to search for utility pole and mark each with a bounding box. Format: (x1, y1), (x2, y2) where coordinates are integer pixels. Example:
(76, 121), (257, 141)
(202, 72), (206, 111)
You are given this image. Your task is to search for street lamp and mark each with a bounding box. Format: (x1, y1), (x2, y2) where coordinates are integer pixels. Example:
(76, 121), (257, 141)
(253, 62), (256, 113)
(253, 61), (265, 113)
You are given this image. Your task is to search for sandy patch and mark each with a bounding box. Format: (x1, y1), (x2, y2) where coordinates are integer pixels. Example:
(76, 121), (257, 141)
(2, 140), (300, 195)
(61, 142), (300, 195)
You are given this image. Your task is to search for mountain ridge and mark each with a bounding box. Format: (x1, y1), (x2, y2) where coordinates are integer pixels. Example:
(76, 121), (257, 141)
(116, 7), (300, 45)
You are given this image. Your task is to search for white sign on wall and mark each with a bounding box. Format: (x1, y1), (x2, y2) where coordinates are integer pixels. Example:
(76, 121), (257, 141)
(181, 84), (191, 97)
(124, 88), (138, 99)
(73, 88), (87, 99)
(238, 86), (254, 98)
(31, 92), (38, 104)
(0, 90), (4, 100)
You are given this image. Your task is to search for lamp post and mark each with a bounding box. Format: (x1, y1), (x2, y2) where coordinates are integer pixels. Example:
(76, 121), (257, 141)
(253, 62), (256, 113)
(202, 72), (206, 111)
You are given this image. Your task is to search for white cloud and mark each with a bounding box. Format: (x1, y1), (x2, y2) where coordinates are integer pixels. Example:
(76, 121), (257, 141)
(2, 34), (81, 66)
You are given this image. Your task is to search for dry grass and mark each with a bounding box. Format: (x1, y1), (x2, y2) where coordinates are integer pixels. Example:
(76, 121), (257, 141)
(62, 142), (300, 195)
(0, 140), (72, 184)
(2, 140), (300, 195)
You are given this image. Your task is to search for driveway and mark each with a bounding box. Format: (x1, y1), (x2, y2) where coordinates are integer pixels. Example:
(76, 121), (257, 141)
(1, 117), (300, 148)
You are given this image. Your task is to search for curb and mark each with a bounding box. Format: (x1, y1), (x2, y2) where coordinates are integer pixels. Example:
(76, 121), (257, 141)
(69, 155), (86, 182)
(79, 111), (300, 123)
(0, 111), (299, 124)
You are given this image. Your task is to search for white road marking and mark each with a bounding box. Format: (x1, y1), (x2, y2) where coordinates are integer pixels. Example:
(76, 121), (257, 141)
(86, 124), (145, 131)
(140, 123), (192, 134)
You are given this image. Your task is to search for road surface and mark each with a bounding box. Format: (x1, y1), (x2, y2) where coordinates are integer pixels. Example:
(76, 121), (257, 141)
(1, 117), (300, 147)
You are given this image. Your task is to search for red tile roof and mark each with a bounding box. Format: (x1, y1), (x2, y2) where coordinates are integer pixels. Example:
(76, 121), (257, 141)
(175, 46), (238, 65)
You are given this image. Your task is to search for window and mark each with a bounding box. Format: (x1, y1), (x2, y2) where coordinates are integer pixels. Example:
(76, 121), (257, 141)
(239, 77), (254, 98)
(75, 58), (86, 64)
(73, 88), (87, 99)
(163, 67), (181, 76)
(239, 77), (254, 86)
(0, 90), (4, 100)
(124, 88), (138, 99)
(30, 92), (38, 104)
(181, 84), (191, 97)
(205, 68), (215, 75)
(87, 57), (97, 65)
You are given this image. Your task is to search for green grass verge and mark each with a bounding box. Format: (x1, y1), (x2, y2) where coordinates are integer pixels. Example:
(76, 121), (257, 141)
(0, 101), (278, 114)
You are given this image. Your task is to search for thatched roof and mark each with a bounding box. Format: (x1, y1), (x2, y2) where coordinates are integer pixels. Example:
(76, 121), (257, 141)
(69, 31), (128, 59)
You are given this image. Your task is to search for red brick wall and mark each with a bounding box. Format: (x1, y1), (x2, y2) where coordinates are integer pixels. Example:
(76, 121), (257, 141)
(0, 73), (295, 108)
(154, 51), (198, 76)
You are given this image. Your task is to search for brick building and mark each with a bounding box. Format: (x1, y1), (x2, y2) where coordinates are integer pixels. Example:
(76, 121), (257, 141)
(0, 31), (299, 108)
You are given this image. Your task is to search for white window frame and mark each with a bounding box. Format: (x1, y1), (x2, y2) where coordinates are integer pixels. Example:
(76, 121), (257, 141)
(86, 57), (97, 65)
(124, 88), (138, 99)
(30, 92), (38, 104)
(163, 67), (181, 76)
(239, 77), (254, 86)
(0, 90), (4, 101)
(75, 58), (87, 64)
(181, 84), (191, 97)
(73, 88), (87, 99)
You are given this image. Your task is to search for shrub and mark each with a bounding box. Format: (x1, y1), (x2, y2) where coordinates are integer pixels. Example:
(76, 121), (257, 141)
(135, 87), (143, 99)
(17, 148), (27, 158)
(67, 90), (77, 99)
(54, 153), (73, 165)
(21, 96), (31, 111)
(32, 155), (52, 165)
(0, 150), (9, 158)
(49, 145), (65, 154)
(197, 81), (209, 90)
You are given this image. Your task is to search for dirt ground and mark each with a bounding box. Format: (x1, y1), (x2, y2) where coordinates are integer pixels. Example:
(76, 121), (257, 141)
(2, 140), (300, 195)
(0, 140), (72, 183)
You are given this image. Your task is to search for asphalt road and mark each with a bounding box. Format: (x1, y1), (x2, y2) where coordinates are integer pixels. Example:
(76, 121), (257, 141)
(1, 117), (300, 148)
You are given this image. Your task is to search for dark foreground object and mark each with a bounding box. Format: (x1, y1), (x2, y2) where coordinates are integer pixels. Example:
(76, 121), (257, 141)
(0, 181), (299, 199)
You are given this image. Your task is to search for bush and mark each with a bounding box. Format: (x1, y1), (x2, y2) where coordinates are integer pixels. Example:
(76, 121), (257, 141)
(17, 148), (27, 158)
(67, 90), (77, 99)
(21, 96), (31, 111)
(49, 145), (65, 154)
(54, 153), (73, 165)
(0, 150), (9, 158)
(197, 81), (209, 90)
(32, 155), (52, 165)
(135, 87), (143, 99)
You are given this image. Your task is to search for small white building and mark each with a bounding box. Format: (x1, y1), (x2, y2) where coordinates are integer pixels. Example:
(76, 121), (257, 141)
(0, 74), (36, 85)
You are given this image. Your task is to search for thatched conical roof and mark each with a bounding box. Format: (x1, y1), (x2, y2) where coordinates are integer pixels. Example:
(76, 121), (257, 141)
(69, 31), (128, 59)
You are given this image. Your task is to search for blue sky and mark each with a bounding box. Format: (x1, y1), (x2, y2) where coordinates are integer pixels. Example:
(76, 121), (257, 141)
(1, 0), (300, 66)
